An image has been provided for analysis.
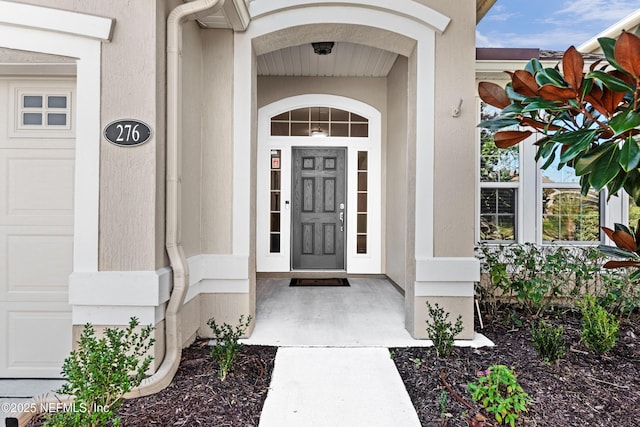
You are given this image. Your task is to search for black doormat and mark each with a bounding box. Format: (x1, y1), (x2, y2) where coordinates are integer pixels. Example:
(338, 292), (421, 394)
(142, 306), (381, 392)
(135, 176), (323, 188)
(289, 278), (350, 287)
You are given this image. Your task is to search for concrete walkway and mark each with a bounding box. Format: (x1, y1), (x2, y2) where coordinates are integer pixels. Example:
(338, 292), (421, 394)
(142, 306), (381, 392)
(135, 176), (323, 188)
(251, 278), (492, 427)
(259, 347), (420, 427)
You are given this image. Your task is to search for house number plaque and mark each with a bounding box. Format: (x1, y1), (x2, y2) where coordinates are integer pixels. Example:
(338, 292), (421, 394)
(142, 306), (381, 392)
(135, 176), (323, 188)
(104, 119), (152, 147)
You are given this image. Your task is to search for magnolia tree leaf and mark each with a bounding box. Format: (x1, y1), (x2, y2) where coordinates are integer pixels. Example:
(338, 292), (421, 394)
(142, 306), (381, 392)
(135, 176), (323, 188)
(612, 229), (638, 251)
(512, 70), (539, 97)
(603, 260), (640, 268)
(521, 100), (567, 112)
(614, 31), (640, 79)
(525, 58), (543, 75)
(620, 136), (640, 171)
(563, 46), (584, 90)
(538, 85), (576, 101)
(607, 169), (627, 197)
(535, 68), (568, 87)
(610, 108), (640, 135)
(478, 117), (520, 130)
(586, 70), (635, 93)
(624, 170), (640, 206)
(598, 37), (625, 72)
(589, 144), (621, 191)
(575, 143), (615, 175)
(598, 244), (638, 259)
(478, 81), (511, 109)
(558, 130), (597, 163)
(494, 130), (532, 148)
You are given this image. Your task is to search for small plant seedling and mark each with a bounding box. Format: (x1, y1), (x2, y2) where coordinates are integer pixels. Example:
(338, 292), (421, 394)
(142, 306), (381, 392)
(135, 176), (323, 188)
(412, 357), (422, 368)
(44, 317), (154, 427)
(208, 315), (252, 380)
(439, 390), (450, 423)
(467, 365), (530, 427)
(425, 302), (464, 358)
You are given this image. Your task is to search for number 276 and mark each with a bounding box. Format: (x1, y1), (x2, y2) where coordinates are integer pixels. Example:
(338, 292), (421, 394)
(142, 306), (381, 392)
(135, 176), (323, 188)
(116, 123), (141, 142)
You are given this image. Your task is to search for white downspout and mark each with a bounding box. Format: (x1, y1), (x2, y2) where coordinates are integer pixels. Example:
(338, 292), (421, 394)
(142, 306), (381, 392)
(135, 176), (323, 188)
(128, 0), (225, 397)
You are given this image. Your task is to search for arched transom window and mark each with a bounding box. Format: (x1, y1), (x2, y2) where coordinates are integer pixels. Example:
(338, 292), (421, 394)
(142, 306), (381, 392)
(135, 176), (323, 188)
(270, 107), (368, 137)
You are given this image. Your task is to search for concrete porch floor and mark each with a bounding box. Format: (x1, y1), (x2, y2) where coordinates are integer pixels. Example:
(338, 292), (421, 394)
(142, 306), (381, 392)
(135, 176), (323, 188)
(242, 277), (493, 348)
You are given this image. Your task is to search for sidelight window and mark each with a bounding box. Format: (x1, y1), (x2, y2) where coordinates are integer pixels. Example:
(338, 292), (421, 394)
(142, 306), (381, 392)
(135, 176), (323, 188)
(269, 150), (282, 253)
(357, 151), (368, 253)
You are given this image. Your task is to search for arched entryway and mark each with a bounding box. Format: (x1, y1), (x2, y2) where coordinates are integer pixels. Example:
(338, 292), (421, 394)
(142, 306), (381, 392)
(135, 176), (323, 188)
(231, 1), (453, 337)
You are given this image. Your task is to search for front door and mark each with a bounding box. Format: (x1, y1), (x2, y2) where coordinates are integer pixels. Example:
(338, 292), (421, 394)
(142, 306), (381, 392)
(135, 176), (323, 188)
(292, 148), (346, 269)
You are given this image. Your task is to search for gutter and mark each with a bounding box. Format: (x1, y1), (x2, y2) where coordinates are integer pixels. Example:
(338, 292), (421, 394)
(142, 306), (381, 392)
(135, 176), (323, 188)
(127, 0), (225, 397)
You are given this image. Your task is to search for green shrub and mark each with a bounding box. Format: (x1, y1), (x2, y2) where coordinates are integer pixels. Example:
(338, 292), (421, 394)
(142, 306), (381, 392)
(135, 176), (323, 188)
(530, 320), (566, 363)
(208, 315), (252, 380)
(44, 317), (154, 427)
(425, 302), (463, 358)
(580, 295), (619, 354)
(476, 243), (640, 316)
(467, 365), (530, 427)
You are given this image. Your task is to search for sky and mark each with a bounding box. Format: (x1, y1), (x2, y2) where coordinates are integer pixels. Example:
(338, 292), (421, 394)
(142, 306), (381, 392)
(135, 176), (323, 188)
(476, 0), (640, 51)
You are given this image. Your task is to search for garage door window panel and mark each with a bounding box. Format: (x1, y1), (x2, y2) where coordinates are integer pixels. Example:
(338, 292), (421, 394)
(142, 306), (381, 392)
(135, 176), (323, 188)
(16, 90), (71, 131)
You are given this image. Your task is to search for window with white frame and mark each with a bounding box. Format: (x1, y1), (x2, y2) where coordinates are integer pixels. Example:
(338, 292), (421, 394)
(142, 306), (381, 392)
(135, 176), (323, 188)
(479, 103), (519, 242)
(478, 101), (604, 244)
(540, 157), (600, 242)
(18, 90), (71, 130)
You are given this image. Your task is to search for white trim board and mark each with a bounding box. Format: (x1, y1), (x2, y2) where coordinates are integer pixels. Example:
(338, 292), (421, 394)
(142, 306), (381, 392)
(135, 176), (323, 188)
(249, 0), (451, 33)
(70, 256), (251, 324)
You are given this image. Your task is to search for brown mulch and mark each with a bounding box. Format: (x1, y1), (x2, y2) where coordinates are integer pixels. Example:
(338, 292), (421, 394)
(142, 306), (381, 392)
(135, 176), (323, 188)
(27, 341), (277, 427)
(25, 309), (640, 426)
(392, 309), (640, 427)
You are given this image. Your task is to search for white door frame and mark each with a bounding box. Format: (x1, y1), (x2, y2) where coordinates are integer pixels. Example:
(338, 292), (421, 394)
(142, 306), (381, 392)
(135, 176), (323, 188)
(257, 94), (381, 273)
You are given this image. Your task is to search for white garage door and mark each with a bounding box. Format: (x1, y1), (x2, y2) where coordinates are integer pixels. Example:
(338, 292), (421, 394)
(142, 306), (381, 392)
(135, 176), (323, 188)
(0, 78), (75, 378)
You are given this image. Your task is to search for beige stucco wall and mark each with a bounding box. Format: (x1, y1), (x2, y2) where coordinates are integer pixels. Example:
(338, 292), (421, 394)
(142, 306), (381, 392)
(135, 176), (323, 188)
(257, 76), (387, 114)
(201, 29), (235, 254)
(431, 0), (477, 258)
(385, 56), (409, 290)
(19, 0), (172, 271)
(174, 26), (238, 258)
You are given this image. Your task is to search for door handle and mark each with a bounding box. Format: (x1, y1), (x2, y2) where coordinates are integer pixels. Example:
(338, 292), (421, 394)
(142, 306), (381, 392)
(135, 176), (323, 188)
(339, 211), (344, 231)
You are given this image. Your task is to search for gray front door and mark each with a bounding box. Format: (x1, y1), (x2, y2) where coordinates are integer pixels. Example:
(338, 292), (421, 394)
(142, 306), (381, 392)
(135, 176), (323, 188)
(292, 148), (346, 269)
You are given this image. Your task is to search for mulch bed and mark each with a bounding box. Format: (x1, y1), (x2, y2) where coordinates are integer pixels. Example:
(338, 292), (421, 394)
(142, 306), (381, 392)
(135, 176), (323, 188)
(392, 309), (640, 426)
(25, 309), (640, 426)
(27, 341), (277, 427)
(114, 342), (277, 426)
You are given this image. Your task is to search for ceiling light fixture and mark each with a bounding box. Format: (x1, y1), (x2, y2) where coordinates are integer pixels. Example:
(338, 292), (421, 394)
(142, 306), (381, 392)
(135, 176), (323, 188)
(310, 126), (328, 137)
(312, 41), (335, 55)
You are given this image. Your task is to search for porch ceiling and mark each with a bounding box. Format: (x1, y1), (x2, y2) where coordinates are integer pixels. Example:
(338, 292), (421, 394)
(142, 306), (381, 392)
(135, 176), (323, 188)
(257, 42), (398, 77)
